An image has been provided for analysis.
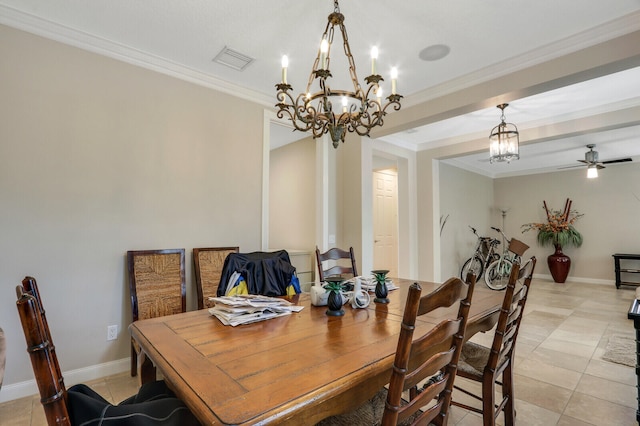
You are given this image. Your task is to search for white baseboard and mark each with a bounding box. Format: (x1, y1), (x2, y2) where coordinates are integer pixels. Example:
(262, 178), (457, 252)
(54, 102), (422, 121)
(533, 273), (615, 286)
(0, 357), (130, 403)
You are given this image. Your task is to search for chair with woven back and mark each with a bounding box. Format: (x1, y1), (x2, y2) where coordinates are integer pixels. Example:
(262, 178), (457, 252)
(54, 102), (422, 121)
(318, 273), (477, 426)
(451, 257), (537, 426)
(193, 246), (239, 309)
(315, 246), (358, 282)
(127, 248), (186, 383)
(16, 276), (199, 426)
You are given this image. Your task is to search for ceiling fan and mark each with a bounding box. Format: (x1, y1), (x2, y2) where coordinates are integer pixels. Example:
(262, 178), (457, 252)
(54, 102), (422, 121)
(559, 144), (632, 171)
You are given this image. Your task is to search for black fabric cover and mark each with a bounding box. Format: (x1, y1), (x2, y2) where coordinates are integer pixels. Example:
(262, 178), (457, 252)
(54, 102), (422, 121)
(67, 380), (201, 426)
(217, 250), (296, 297)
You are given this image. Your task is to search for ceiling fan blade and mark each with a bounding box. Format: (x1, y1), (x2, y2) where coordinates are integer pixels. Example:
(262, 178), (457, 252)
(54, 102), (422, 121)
(602, 157), (632, 164)
(559, 158), (590, 169)
(596, 164), (605, 169)
(558, 164), (586, 169)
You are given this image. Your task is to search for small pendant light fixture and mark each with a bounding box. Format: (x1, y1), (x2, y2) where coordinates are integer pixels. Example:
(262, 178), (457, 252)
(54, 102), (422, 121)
(489, 103), (520, 163)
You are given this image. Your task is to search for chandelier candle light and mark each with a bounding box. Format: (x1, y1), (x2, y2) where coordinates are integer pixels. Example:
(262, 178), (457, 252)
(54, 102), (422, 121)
(275, 0), (402, 148)
(489, 103), (520, 163)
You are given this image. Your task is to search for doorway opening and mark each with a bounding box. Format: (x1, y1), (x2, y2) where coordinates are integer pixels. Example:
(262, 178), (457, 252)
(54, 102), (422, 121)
(373, 166), (399, 278)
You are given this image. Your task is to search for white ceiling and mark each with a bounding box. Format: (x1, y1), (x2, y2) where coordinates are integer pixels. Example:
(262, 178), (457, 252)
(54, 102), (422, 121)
(2, 1), (639, 177)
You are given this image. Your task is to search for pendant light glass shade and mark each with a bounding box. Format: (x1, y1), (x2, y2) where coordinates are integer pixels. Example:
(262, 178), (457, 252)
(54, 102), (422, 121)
(489, 104), (520, 164)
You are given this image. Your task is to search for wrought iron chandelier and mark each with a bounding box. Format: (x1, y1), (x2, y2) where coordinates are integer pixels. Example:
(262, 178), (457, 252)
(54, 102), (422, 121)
(275, 0), (402, 149)
(489, 103), (520, 163)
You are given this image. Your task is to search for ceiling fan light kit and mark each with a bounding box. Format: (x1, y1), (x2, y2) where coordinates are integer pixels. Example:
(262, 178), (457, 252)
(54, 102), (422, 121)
(559, 143), (633, 177)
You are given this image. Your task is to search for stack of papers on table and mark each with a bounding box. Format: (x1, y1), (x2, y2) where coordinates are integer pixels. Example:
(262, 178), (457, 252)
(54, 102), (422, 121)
(208, 294), (304, 326)
(357, 276), (399, 292)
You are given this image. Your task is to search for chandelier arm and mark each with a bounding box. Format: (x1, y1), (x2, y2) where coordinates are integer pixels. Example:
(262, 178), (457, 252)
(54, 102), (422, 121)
(276, 90), (306, 128)
(362, 84), (382, 113)
(381, 97), (402, 113)
(276, 105), (313, 134)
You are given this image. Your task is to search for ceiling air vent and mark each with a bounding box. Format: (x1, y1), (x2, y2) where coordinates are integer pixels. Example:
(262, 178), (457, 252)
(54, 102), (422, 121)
(213, 46), (254, 71)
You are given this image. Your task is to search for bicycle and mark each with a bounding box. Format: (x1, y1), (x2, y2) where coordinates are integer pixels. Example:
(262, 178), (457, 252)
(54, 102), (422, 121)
(460, 226), (501, 281)
(484, 227), (530, 290)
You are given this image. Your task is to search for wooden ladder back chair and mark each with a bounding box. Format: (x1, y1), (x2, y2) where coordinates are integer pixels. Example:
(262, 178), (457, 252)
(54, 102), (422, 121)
(452, 257), (537, 426)
(383, 274), (476, 426)
(16, 282), (71, 426)
(315, 246), (358, 282)
(21, 277), (66, 395)
(193, 247), (239, 309)
(17, 277), (201, 426)
(127, 248), (186, 381)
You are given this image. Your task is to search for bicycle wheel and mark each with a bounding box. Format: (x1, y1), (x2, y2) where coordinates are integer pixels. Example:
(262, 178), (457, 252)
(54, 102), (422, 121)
(461, 256), (484, 281)
(485, 258), (513, 290)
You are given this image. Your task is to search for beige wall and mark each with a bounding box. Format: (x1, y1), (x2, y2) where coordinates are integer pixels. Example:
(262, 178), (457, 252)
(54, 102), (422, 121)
(494, 162), (640, 282)
(439, 163), (494, 279)
(0, 25), (265, 392)
(416, 143), (487, 281)
(437, 160), (640, 283)
(269, 139), (316, 251)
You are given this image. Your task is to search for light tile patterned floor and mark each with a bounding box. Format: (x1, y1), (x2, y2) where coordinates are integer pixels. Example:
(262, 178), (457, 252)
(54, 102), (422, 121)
(1, 278), (637, 425)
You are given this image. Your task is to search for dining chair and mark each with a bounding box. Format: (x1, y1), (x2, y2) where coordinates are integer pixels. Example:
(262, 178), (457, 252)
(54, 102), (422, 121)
(0, 326), (5, 390)
(127, 248), (186, 382)
(315, 246), (358, 282)
(16, 278), (200, 426)
(193, 246), (239, 309)
(318, 274), (477, 426)
(21, 276), (65, 393)
(451, 257), (537, 426)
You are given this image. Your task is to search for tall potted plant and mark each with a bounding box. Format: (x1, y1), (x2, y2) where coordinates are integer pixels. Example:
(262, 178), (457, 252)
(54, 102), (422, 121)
(522, 198), (583, 283)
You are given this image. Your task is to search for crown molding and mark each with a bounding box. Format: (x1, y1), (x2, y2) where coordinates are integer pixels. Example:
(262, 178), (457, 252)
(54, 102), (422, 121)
(0, 4), (274, 107)
(404, 11), (640, 109)
(2, 4), (639, 113)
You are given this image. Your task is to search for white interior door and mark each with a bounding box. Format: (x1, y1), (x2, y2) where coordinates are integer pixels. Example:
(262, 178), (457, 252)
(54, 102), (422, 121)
(373, 169), (398, 277)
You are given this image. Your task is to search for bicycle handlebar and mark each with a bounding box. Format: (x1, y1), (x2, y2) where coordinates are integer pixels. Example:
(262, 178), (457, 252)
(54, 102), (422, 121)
(491, 226), (510, 243)
(469, 226), (503, 245)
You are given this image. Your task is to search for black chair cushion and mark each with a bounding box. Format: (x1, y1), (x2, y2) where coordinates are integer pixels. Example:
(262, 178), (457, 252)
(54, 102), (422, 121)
(67, 380), (200, 425)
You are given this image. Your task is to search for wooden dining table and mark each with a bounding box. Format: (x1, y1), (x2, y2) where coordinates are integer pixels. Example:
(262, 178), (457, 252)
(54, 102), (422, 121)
(129, 278), (504, 425)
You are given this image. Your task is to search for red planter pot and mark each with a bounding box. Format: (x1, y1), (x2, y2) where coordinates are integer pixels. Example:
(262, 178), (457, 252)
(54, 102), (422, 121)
(548, 245), (571, 283)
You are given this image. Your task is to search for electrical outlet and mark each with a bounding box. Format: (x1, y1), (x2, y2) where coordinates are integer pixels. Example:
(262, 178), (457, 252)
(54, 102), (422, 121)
(107, 325), (118, 341)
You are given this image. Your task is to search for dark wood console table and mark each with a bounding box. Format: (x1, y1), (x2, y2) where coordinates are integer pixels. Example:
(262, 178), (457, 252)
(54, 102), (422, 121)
(613, 253), (640, 289)
(628, 296), (640, 423)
